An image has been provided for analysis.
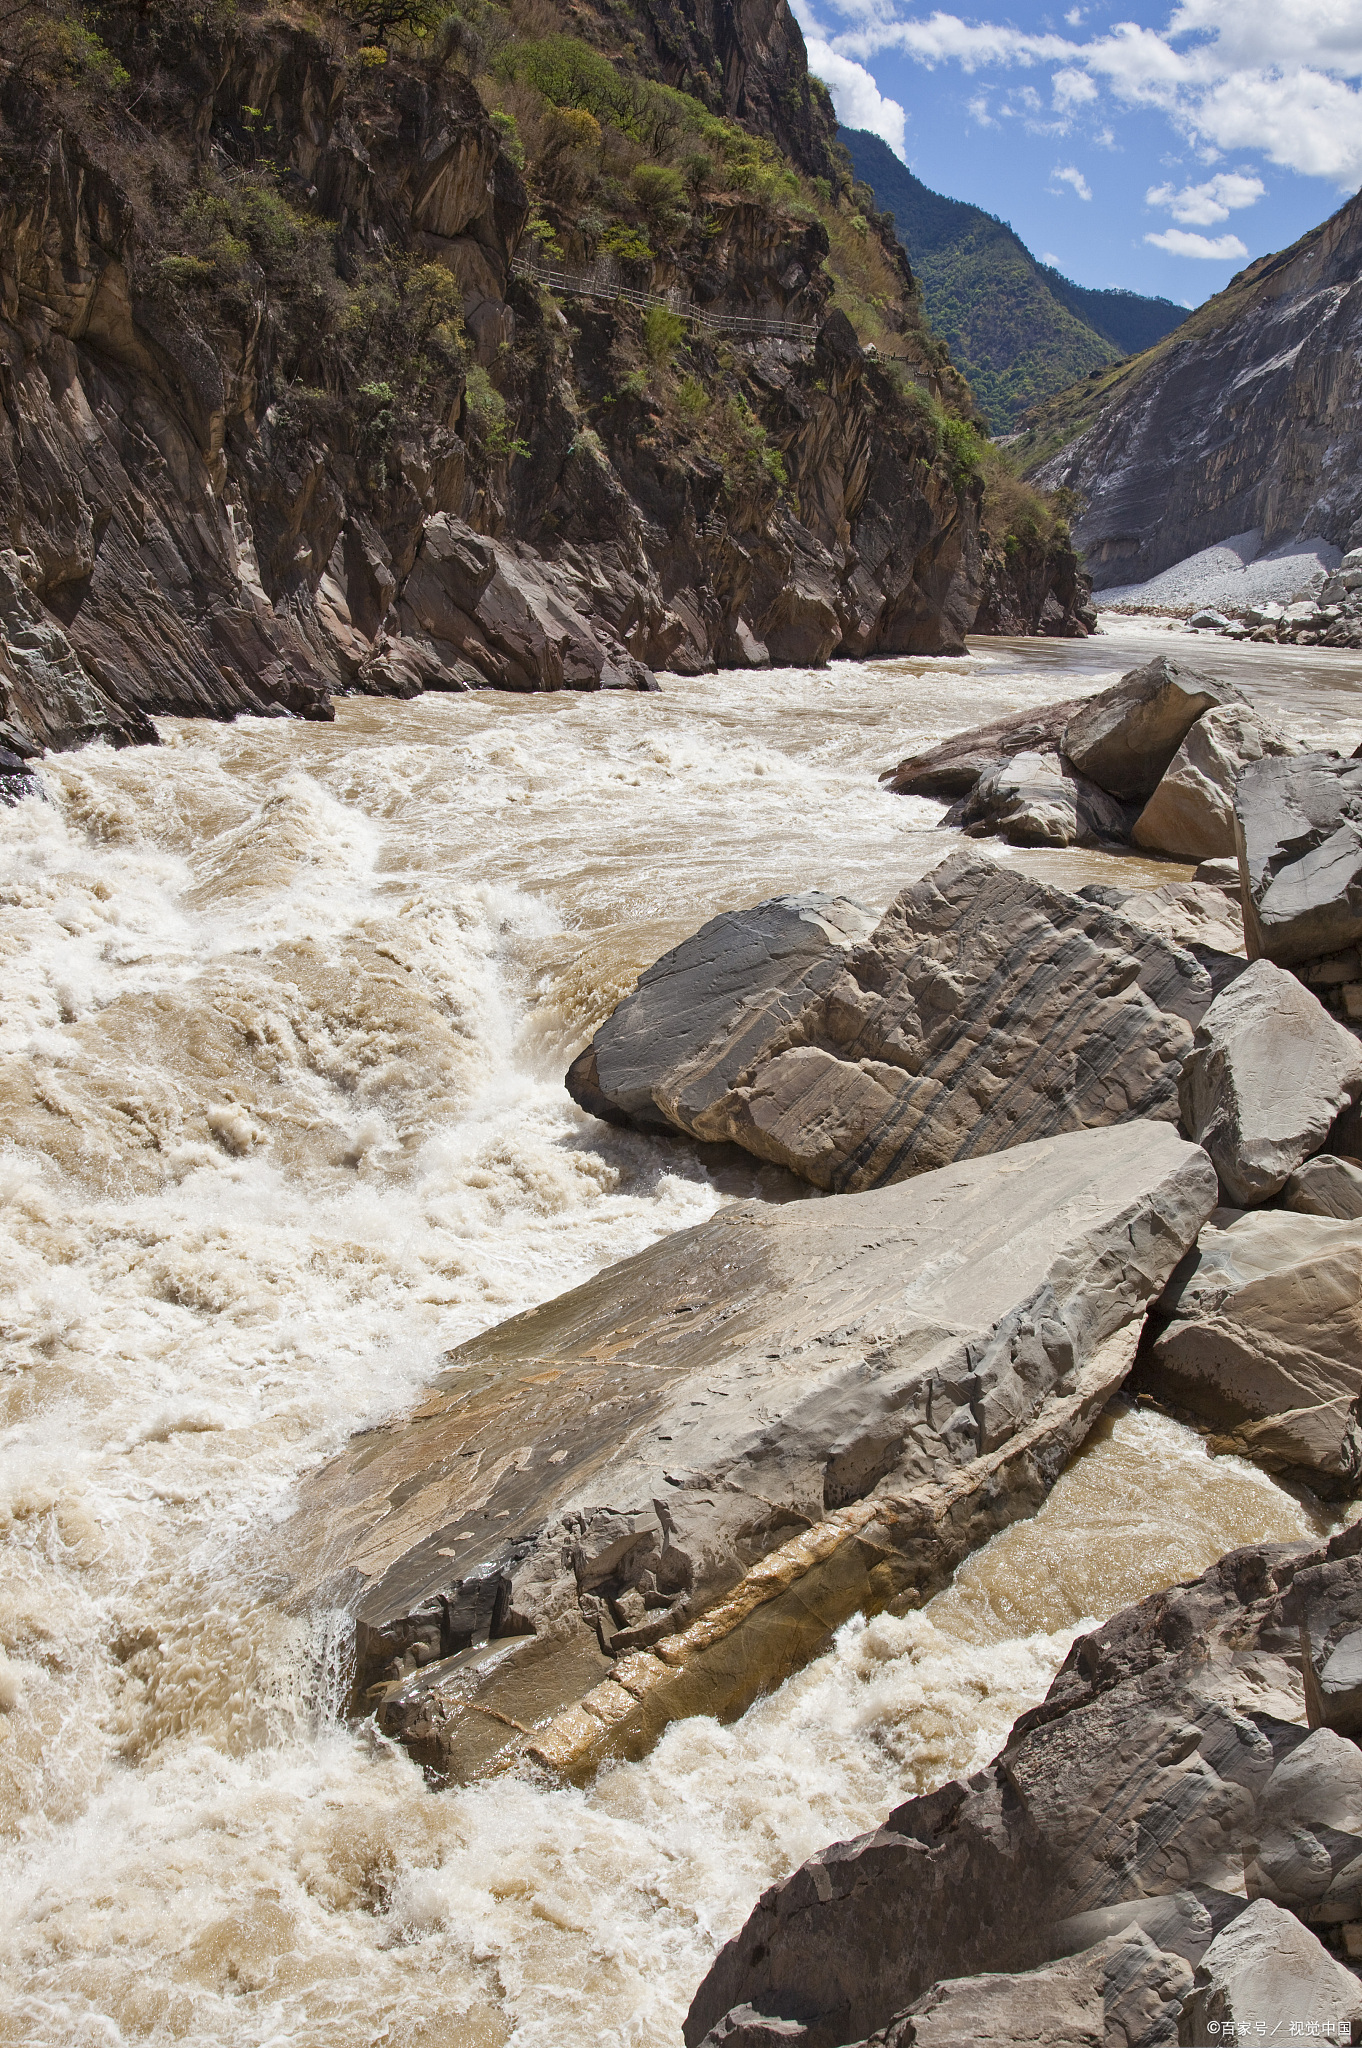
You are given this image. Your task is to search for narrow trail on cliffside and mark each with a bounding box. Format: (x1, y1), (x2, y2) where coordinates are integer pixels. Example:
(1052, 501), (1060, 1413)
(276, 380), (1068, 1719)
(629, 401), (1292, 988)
(3, 632), (1361, 2047)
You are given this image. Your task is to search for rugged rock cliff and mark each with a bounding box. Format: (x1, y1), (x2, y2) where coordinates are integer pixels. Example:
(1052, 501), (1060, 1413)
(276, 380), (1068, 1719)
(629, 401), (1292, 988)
(1021, 189), (1362, 589)
(0, 0), (1063, 770)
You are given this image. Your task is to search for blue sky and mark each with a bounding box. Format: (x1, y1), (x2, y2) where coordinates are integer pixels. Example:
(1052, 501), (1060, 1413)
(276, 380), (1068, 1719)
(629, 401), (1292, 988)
(792, 0), (1362, 305)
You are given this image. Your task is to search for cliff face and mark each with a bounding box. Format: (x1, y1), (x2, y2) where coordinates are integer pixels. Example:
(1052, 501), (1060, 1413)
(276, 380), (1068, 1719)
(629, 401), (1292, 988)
(0, 0), (1029, 768)
(1026, 190), (1362, 589)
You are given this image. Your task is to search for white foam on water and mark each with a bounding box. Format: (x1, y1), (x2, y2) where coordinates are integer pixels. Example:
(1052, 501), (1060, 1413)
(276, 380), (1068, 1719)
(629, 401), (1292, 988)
(0, 641), (1340, 2044)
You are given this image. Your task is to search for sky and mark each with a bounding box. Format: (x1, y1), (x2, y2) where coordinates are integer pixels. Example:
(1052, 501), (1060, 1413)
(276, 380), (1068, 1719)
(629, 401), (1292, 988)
(792, 0), (1362, 305)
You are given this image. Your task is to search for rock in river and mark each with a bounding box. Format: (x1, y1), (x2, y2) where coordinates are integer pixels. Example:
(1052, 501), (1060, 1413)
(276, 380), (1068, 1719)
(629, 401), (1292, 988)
(573, 852), (1214, 1194)
(1136, 1205), (1362, 1494)
(1178, 959), (1362, 1205)
(952, 750), (1134, 848)
(1061, 655), (1244, 802)
(1132, 700), (1304, 861)
(282, 1123), (1215, 1784)
(687, 1522), (1362, 2048)
(878, 699), (1088, 800)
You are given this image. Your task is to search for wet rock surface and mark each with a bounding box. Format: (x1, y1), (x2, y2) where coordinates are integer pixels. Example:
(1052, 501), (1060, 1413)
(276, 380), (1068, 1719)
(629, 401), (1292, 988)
(1136, 1206), (1362, 1493)
(687, 1523), (1362, 2048)
(1178, 960), (1362, 1206)
(574, 852), (1213, 1194)
(284, 1122), (1214, 1784)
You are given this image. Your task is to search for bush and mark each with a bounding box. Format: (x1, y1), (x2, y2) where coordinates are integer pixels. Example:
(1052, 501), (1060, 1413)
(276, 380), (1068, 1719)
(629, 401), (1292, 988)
(601, 223), (653, 266)
(939, 416), (982, 488)
(642, 305), (686, 364)
(631, 163), (686, 229)
(464, 365), (528, 461)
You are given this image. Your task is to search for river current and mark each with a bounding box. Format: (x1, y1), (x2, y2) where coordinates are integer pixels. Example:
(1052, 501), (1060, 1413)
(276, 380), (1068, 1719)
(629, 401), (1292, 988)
(4, 625), (1361, 2046)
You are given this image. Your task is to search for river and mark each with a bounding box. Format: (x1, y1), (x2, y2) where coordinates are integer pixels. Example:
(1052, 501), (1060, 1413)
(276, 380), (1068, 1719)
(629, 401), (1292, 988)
(3, 625), (1359, 2046)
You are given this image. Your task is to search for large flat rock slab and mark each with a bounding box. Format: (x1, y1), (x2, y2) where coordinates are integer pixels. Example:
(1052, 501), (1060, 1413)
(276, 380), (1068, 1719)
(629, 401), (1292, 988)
(1136, 1205), (1362, 1493)
(688, 1524), (1362, 2048)
(1235, 753), (1362, 966)
(282, 1124), (1215, 1783)
(879, 699), (1088, 799)
(575, 853), (1214, 1195)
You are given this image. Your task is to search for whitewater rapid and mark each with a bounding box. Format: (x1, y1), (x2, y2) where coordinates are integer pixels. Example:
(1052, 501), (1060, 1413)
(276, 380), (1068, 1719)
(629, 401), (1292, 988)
(3, 632), (1359, 2046)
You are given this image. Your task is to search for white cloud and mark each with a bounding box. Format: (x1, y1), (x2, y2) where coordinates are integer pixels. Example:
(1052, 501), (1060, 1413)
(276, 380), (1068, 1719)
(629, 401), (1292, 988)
(802, 0), (1362, 189)
(1052, 164), (1093, 199)
(1041, 250), (1063, 263)
(1144, 227), (1250, 257)
(1146, 170), (1265, 223)
(967, 93), (997, 127)
(805, 42), (907, 156)
(1053, 66), (1098, 112)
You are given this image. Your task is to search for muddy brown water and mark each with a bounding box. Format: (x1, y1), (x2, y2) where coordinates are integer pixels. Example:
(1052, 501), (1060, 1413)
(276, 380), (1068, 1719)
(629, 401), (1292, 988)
(1, 624), (1357, 2045)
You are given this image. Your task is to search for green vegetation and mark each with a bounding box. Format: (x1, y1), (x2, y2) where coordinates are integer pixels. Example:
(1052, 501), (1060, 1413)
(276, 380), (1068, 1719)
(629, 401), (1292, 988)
(839, 125), (1186, 432)
(641, 306), (686, 364)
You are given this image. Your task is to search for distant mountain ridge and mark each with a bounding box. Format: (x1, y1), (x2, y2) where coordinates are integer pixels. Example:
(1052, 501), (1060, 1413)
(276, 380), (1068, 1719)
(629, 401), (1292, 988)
(839, 126), (1186, 430)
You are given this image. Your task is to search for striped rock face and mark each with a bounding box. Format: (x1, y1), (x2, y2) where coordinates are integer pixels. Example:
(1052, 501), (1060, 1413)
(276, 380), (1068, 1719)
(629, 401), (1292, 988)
(281, 1123), (1216, 1783)
(576, 852), (1215, 1194)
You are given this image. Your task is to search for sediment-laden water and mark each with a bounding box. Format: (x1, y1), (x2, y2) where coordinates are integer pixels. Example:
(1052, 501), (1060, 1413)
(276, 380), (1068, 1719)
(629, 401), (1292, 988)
(3, 626), (1359, 2046)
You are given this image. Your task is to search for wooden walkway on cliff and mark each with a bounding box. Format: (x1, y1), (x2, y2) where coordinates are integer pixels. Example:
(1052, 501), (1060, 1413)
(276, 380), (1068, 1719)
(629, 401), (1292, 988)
(509, 253), (819, 346)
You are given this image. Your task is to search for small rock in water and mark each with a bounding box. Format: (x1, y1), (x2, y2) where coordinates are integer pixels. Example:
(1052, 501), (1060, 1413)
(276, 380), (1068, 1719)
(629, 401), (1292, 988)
(1188, 607), (1231, 631)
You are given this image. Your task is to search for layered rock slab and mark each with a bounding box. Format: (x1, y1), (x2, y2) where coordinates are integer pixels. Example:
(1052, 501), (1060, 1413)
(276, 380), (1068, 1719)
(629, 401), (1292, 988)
(1178, 960), (1362, 1205)
(574, 853), (1214, 1194)
(1136, 1206), (1362, 1494)
(862, 1933), (1192, 2048)
(282, 1124), (1215, 1782)
(878, 699), (1088, 800)
(687, 1524), (1362, 2048)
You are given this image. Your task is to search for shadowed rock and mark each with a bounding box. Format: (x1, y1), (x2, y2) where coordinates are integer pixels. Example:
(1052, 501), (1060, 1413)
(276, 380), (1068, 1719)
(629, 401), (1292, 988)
(1234, 754), (1362, 967)
(573, 853), (1214, 1194)
(1061, 656), (1244, 802)
(1177, 960), (1362, 1205)
(1136, 1206), (1362, 1494)
(687, 1523), (1362, 2048)
(281, 1123), (1215, 1785)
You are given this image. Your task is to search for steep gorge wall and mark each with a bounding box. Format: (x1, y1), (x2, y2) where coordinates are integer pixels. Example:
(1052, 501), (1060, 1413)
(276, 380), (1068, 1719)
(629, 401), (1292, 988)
(1028, 189), (1362, 589)
(0, 0), (1045, 771)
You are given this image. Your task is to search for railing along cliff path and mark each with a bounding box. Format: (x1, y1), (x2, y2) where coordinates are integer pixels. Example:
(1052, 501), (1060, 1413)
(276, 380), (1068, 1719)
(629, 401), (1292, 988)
(510, 252), (819, 346)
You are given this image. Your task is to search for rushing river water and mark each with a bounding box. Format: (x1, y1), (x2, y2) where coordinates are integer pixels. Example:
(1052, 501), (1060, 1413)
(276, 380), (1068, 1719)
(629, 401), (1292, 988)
(3, 624), (1361, 2047)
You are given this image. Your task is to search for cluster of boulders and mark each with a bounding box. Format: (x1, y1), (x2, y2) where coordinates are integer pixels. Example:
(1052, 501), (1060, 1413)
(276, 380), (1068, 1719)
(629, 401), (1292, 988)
(1187, 551), (1362, 644)
(881, 653), (1306, 861)
(688, 1524), (1362, 2047)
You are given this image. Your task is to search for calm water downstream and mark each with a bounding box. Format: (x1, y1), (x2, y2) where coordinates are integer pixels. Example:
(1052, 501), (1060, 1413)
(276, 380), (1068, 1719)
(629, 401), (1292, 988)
(3, 624), (1360, 2046)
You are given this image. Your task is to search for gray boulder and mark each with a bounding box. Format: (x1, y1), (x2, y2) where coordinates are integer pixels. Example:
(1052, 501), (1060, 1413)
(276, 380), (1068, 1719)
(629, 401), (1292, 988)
(1284, 1153), (1362, 1218)
(567, 891), (877, 1133)
(954, 750), (1134, 848)
(1182, 1899), (1362, 2043)
(1177, 959), (1362, 1205)
(282, 1123), (1215, 1786)
(686, 1523), (1362, 2048)
(576, 853), (1214, 1195)
(1137, 1206), (1362, 1493)
(879, 699), (1088, 799)
(1062, 655), (1244, 801)
(859, 1934), (1191, 2048)
(1234, 753), (1362, 966)
(1132, 701), (1304, 860)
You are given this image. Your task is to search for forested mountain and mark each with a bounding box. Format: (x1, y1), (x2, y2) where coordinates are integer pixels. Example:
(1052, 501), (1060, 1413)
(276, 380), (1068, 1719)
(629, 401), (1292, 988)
(839, 126), (1185, 430)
